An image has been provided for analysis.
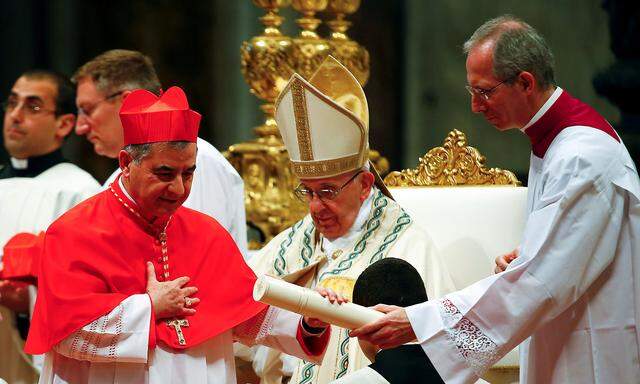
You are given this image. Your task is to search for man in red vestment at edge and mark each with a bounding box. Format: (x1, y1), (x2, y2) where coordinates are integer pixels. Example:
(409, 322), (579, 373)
(24, 86), (339, 384)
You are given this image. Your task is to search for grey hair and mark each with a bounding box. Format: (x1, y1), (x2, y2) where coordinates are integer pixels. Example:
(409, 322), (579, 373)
(463, 15), (555, 90)
(124, 141), (191, 164)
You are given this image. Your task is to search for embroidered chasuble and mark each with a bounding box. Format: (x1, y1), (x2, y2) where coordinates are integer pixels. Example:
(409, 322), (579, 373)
(251, 189), (455, 384)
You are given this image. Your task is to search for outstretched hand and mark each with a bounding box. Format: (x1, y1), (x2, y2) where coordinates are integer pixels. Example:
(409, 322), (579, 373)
(146, 262), (199, 319)
(349, 304), (417, 350)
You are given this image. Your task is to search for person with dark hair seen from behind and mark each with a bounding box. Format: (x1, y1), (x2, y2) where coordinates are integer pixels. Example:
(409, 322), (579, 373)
(73, 49), (249, 258)
(352, 15), (640, 384)
(331, 258), (444, 384)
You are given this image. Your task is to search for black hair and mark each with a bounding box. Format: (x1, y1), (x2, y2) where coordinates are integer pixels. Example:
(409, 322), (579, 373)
(21, 69), (76, 116)
(353, 258), (428, 308)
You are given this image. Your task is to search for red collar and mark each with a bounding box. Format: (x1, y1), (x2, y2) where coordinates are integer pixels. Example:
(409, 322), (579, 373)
(523, 89), (618, 158)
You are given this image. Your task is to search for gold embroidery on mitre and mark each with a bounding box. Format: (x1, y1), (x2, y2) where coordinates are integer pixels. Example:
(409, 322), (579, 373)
(291, 154), (361, 178)
(291, 78), (314, 161)
(300, 79), (367, 162)
(275, 56), (372, 179)
(309, 56), (369, 129)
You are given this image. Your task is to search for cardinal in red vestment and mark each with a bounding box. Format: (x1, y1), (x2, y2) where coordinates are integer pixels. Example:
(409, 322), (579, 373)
(25, 86), (335, 384)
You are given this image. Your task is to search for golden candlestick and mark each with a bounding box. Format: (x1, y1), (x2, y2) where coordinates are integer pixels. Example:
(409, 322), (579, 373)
(230, 0), (307, 248)
(240, 0), (294, 136)
(291, 0), (331, 79)
(326, 0), (369, 85)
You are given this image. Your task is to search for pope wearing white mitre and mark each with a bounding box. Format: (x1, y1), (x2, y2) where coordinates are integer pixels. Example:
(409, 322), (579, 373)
(249, 56), (455, 384)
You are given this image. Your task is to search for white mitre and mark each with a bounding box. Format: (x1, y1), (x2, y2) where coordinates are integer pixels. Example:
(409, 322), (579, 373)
(275, 55), (391, 196)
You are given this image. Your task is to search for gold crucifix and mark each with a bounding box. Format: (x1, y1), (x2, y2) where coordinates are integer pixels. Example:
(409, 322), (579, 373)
(166, 319), (189, 345)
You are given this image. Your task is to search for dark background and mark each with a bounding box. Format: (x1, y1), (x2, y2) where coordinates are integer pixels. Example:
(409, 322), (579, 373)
(1, 0), (636, 184)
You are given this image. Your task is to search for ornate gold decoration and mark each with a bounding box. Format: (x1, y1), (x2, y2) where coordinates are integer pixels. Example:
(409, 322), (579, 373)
(231, 0), (307, 249)
(369, 149), (390, 176)
(291, 153), (361, 177)
(226, 137), (308, 249)
(384, 130), (520, 187)
(291, 80), (314, 160)
(240, 0), (294, 137)
(166, 319), (189, 346)
(291, 0), (331, 79)
(325, 0), (369, 85)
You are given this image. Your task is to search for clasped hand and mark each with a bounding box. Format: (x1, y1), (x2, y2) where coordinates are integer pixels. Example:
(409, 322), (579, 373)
(145, 262), (199, 319)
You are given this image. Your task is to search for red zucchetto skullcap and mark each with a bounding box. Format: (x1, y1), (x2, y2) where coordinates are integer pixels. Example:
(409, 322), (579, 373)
(119, 86), (201, 145)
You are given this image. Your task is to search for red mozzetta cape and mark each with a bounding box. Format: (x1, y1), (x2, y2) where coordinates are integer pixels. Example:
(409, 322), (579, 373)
(25, 180), (267, 354)
(525, 89), (619, 158)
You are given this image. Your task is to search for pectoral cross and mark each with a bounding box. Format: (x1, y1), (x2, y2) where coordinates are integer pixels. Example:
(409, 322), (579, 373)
(166, 319), (189, 345)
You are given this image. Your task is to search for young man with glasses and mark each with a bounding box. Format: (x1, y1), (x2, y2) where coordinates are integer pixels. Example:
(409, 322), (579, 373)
(1, 70), (96, 184)
(0, 70), (99, 382)
(352, 15), (640, 384)
(249, 56), (455, 384)
(73, 49), (248, 258)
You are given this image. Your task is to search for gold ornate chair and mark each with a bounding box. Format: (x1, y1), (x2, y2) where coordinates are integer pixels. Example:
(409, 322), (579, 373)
(385, 130), (526, 384)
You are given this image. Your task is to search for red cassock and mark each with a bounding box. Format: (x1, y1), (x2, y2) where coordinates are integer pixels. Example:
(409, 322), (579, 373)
(25, 179), (267, 354)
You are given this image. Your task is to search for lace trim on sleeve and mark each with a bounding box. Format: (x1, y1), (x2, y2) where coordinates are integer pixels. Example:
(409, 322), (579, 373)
(439, 298), (499, 374)
(233, 306), (274, 346)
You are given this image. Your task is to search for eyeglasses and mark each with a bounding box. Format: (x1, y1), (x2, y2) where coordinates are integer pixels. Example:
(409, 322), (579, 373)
(294, 170), (363, 202)
(77, 91), (124, 117)
(465, 74), (519, 101)
(2, 98), (56, 116)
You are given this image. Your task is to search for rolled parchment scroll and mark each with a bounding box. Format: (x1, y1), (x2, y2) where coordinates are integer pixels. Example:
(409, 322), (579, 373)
(253, 275), (384, 330)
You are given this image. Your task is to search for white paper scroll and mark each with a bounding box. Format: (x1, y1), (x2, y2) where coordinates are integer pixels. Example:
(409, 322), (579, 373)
(253, 275), (383, 330)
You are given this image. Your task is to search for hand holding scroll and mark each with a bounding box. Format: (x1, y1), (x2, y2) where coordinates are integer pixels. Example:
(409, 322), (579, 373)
(254, 275), (384, 330)
(303, 287), (349, 329)
(349, 304), (417, 350)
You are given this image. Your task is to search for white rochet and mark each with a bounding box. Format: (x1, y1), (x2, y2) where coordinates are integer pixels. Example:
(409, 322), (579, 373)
(253, 275), (383, 330)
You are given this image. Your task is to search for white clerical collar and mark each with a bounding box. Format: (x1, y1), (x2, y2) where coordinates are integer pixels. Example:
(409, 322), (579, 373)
(322, 187), (376, 255)
(521, 86), (563, 132)
(118, 176), (138, 206)
(10, 157), (28, 170)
